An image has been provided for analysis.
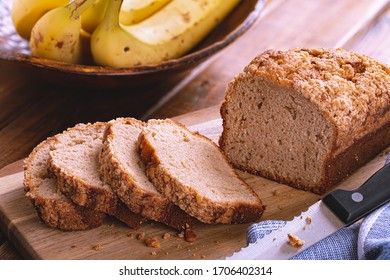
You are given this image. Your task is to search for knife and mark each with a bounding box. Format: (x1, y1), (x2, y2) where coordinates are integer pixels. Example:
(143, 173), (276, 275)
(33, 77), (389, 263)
(226, 152), (390, 260)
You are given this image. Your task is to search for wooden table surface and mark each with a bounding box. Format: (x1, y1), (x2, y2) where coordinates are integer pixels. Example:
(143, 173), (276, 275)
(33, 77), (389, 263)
(1, 0), (390, 260)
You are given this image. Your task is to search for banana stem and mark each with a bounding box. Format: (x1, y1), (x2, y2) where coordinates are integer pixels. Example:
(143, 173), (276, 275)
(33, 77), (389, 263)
(103, 0), (123, 29)
(69, 0), (97, 19)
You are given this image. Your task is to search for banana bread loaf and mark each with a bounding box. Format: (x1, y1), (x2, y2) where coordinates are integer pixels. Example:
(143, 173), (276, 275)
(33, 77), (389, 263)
(139, 119), (264, 224)
(219, 48), (390, 194)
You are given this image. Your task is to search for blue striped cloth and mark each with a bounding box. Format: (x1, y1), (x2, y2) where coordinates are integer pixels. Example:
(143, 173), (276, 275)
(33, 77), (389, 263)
(247, 202), (390, 260)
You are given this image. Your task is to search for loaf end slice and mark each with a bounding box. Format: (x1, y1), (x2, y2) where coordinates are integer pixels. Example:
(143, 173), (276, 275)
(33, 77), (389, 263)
(49, 122), (145, 229)
(99, 118), (196, 230)
(220, 48), (390, 194)
(139, 119), (264, 224)
(23, 137), (105, 230)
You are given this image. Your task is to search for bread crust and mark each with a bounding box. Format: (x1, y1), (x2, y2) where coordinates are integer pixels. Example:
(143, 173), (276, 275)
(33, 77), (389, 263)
(24, 137), (105, 231)
(28, 192), (106, 230)
(325, 120), (390, 193)
(139, 119), (264, 224)
(99, 118), (196, 230)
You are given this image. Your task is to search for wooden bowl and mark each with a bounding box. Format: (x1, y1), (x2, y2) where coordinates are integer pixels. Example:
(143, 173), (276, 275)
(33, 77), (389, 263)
(0, 0), (266, 89)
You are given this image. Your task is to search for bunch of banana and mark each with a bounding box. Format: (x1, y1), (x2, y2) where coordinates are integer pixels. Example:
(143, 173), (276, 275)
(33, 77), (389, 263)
(29, 0), (96, 64)
(91, 0), (240, 68)
(12, 0), (240, 67)
(11, 0), (70, 40)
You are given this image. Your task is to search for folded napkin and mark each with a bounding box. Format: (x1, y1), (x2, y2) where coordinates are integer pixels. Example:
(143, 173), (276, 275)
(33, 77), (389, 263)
(247, 201), (390, 260)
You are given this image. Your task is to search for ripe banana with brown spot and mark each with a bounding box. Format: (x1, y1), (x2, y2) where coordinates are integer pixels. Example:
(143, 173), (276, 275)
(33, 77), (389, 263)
(30, 0), (95, 64)
(11, 0), (70, 40)
(91, 0), (240, 68)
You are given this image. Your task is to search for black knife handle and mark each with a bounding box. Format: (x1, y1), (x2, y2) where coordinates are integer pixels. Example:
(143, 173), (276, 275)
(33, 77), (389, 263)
(323, 163), (390, 225)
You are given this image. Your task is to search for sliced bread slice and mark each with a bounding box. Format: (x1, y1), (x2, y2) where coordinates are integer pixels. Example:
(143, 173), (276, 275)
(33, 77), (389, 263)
(99, 117), (196, 230)
(48, 122), (145, 229)
(138, 119), (264, 224)
(24, 137), (106, 230)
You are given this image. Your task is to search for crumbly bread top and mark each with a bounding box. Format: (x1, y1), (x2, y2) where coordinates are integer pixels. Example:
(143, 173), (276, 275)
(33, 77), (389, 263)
(142, 119), (261, 205)
(241, 48), (390, 149)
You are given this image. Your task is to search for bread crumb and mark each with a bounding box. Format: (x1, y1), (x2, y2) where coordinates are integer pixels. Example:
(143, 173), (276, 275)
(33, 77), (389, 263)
(92, 244), (102, 251)
(162, 233), (172, 240)
(151, 251), (157, 256)
(176, 231), (185, 239)
(306, 216), (312, 224)
(127, 232), (134, 238)
(200, 255), (206, 259)
(137, 232), (145, 240)
(145, 237), (160, 248)
(176, 244), (182, 249)
(287, 233), (304, 247)
(184, 225), (197, 242)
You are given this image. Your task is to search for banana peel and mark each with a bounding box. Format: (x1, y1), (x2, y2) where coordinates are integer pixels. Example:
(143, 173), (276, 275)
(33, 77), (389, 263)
(81, 0), (109, 35)
(91, 0), (240, 68)
(30, 0), (96, 64)
(11, 0), (70, 40)
(119, 0), (172, 25)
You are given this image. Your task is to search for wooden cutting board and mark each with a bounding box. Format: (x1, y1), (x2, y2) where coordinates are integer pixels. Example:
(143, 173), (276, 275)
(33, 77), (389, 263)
(0, 106), (388, 260)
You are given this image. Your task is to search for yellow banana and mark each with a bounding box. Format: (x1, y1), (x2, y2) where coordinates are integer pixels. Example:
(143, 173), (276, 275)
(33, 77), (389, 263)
(81, 0), (109, 35)
(91, 0), (240, 68)
(30, 0), (95, 64)
(119, 0), (172, 25)
(11, 0), (70, 40)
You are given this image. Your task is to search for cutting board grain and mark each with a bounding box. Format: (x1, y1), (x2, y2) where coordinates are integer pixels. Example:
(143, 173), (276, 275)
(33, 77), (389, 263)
(0, 107), (388, 260)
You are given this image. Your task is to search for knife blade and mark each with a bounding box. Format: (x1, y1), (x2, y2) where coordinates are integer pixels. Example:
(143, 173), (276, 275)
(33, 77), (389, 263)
(226, 152), (390, 260)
